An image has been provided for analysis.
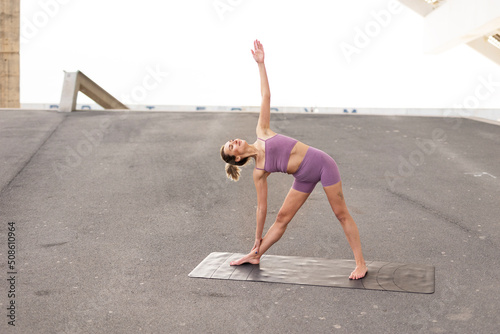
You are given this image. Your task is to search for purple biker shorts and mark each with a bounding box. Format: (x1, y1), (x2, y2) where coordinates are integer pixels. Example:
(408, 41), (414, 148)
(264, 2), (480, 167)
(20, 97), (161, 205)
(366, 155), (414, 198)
(292, 147), (341, 193)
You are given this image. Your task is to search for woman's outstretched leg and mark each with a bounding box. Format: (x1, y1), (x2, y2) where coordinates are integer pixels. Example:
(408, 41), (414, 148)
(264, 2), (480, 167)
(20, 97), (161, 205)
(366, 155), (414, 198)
(324, 181), (367, 279)
(230, 188), (310, 265)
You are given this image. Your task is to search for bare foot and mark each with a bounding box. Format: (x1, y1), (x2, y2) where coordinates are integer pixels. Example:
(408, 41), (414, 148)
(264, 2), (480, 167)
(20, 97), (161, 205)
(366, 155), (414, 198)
(349, 264), (368, 280)
(230, 253), (260, 266)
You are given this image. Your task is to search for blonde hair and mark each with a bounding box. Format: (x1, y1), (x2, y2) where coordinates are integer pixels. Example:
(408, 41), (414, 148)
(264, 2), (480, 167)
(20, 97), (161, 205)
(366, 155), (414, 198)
(220, 145), (251, 181)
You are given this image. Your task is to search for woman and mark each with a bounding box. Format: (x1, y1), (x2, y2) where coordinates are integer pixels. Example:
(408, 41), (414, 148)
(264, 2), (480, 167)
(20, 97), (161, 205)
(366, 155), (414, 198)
(220, 40), (367, 280)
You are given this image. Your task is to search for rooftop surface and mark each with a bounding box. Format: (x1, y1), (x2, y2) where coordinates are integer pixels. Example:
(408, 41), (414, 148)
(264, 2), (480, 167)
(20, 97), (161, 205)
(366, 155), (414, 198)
(0, 109), (499, 333)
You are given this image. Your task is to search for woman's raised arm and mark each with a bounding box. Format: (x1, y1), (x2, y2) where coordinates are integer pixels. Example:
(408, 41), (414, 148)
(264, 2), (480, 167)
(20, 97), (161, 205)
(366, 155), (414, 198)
(252, 40), (273, 137)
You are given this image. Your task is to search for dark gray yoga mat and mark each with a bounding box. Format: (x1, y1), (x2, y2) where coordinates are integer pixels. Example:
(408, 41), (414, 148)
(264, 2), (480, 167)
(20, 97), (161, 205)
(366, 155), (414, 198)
(188, 252), (435, 294)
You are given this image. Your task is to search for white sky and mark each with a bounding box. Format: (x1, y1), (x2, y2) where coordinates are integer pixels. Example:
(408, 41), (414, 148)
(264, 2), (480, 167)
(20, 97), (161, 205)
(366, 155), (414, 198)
(19, 0), (500, 108)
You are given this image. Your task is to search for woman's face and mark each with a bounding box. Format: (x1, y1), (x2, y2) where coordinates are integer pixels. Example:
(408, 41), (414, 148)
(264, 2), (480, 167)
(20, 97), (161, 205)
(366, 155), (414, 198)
(223, 138), (247, 160)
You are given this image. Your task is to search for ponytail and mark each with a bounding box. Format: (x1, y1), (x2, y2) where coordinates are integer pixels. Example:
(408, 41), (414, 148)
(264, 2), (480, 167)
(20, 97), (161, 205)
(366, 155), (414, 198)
(225, 163), (241, 181)
(220, 145), (251, 182)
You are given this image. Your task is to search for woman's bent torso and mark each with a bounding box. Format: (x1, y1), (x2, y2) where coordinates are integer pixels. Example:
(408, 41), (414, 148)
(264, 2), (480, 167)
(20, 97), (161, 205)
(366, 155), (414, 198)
(286, 141), (309, 174)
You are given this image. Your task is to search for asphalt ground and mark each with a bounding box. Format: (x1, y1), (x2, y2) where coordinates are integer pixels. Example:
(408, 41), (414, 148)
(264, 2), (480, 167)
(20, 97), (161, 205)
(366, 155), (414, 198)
(0, 109), (499, 334)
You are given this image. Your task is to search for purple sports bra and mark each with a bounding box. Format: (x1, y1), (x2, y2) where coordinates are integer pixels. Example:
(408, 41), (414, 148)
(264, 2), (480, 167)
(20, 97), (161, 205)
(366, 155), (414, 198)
(255, 134), (298, 173)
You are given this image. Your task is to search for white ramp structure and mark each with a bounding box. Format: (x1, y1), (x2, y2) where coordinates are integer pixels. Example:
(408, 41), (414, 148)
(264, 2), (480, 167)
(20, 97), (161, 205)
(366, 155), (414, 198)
(59, 71), (128, 112)
(399, 0), (500, 65)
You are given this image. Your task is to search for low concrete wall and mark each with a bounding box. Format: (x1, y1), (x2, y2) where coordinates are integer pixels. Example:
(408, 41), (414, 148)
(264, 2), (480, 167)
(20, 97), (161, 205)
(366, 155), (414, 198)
(19, 103), (500, 123)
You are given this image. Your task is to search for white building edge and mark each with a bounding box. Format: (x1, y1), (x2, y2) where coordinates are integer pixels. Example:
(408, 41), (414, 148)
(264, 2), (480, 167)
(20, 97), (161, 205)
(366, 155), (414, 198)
(399, 0), (500, 65)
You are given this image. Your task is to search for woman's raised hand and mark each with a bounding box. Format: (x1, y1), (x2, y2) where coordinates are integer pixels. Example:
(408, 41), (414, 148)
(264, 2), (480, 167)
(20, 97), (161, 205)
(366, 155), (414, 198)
(251, 39), (265, 63)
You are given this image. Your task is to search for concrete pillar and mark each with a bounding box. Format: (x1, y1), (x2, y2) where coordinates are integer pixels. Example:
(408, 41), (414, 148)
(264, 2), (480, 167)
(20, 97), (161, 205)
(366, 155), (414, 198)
(0, 0), (20, 108)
